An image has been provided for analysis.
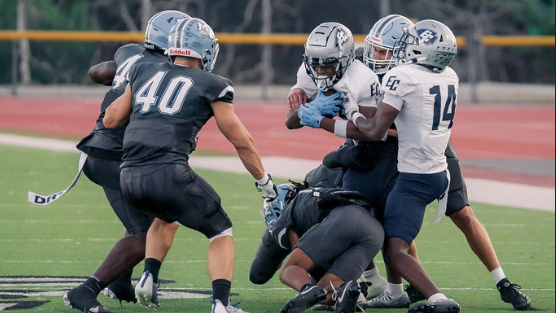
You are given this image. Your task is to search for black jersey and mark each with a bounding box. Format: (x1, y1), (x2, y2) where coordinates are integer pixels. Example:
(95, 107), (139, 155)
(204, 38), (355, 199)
(122, 61), (233, 167)
(272, 187), (369, 250)
(77, 44), (169, 160)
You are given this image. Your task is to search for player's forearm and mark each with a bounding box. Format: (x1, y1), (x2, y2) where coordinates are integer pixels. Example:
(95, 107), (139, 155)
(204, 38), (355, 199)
(319, 117), (372, 141)
(235, 144), (265, 180)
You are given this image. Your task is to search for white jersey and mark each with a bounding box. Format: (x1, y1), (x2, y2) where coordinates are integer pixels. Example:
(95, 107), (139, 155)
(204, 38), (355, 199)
(291, 59), (382, 121)
(382, 64), (459, 174)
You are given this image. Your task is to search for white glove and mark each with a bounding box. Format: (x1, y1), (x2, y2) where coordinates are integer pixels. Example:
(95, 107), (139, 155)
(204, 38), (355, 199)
(255, 173), (277, 200)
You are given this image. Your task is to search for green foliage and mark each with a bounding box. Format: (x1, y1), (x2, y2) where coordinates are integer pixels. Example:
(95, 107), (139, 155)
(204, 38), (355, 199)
(0, 143), (554, 312)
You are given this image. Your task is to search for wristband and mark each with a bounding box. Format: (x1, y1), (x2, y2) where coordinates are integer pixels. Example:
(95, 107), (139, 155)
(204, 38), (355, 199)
(333, 120), (348, 138)
(352, 112), (365, 127)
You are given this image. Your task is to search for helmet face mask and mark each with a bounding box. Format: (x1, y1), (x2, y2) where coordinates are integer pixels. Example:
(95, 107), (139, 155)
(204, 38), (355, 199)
(167, 18), (220, 72)
(144, 10), (190, 51)
(262, 183), (296, 233)
(363, 14), (414, 75)
(303, 22), (354, 89)
(396, 19), (457, 72)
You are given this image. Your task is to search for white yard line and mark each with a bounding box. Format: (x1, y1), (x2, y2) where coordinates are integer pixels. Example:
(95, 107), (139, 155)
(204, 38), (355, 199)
(1, 133), (553, 212)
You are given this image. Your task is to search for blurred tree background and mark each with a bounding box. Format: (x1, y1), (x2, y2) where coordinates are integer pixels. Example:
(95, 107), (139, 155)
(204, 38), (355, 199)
(0, 0), (554, 86)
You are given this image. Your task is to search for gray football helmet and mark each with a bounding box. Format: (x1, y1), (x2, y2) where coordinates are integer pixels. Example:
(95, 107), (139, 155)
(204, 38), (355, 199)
(303, 22), (355, 89)
(167, 18), (220, 72)
(363, 14), (414, 75)
(144, 10), (190, 51)
(396, 19), (457, 72)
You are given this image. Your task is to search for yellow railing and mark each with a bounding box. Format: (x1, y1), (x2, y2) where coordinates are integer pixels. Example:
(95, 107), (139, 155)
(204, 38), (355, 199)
(0, 31), (554, 47)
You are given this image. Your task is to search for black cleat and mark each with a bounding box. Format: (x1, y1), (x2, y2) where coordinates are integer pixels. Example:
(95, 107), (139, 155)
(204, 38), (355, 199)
(281, 285), (327, 313)
(407, 298), (460, 313)
(497, 278), (532, 310)
(404, 284), (427, 303)
(63, 284), (112, 313)
(333, 280), (360, 313)
(104, 275), (137, 305)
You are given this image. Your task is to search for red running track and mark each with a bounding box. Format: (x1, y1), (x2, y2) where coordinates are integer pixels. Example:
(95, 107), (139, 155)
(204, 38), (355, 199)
(0, 96), (554, 187)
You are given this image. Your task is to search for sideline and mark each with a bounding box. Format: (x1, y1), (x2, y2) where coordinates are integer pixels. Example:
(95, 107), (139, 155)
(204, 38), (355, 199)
(1, 133), (553, 212)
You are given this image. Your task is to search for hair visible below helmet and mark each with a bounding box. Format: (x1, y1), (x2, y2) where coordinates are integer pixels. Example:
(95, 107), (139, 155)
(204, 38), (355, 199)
(303, 22), (355, 89)
(262, 183), (296, 233)
(144, 10), (190, 51)
(396, 19), (457, 72)
(363, 14), (414, 75)
(166, 18), (220, 72)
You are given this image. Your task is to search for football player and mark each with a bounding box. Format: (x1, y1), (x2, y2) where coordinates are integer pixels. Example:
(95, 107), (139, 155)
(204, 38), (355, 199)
(250, 182), (384, 313)
(286, 21), (397, 301)
(103, 17), (276, 313)
(64, 10), (190, 313)
(302, 19), (463, 313)
(333, 14), (530, 311)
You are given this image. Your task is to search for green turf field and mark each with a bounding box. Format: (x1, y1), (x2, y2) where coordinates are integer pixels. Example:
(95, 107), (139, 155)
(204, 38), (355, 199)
(0, 144), (554, 312)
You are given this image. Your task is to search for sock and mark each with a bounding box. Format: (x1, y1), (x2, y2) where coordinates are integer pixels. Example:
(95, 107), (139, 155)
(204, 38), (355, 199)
(385, 282), (404, 297)
(361, 267), (380, 282)
(300, 283), (314, 293)
(212, 279), (231, 307)
(84, 276), (105, 296)
(428, 293), (448, 303)
(144, 258), (161, 283)
(491, 266), (506, 284)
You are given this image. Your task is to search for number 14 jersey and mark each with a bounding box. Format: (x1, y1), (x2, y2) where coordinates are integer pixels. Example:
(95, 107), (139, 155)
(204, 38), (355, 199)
(381, 64), (459, 174)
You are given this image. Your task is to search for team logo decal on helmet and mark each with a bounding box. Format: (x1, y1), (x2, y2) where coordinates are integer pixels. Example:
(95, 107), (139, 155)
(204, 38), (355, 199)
(417, 29), (438, 45)
(336, 29), (350, 49)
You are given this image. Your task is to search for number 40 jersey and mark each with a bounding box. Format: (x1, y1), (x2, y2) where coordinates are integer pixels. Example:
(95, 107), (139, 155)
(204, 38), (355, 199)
(381, 63), (459, 174)
(122, 60), (234, 167)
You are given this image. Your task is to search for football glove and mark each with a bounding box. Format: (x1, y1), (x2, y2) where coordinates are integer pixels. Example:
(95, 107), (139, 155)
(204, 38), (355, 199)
(312, 90), (342, 116)
(255, 173), (277, 200)
(298, 103), (324, 129)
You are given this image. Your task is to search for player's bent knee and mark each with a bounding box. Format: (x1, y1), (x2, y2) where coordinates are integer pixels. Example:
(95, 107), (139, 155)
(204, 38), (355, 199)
(208, 227), (233, 242)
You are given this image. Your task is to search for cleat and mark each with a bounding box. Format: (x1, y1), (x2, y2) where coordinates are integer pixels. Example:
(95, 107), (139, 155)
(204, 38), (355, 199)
(311, 304), (335, 311)
(333, 280), (360, 313)
(365, 290), (410, 308)
(135, 271), (159, 308)
(497, 278), (532, 310)
(362, 275), (387, 300)
(103, 275), (137, 305)
(211, 297), (249, 313)
(63, 285), (111, 313)
(408, 298), (460, 313)
(281, 285), (327, 313)
(404, 284), (427, 303)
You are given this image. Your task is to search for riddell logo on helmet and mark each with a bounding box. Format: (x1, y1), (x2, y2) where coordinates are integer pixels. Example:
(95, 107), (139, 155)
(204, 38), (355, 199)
(168, 48), (191, 56)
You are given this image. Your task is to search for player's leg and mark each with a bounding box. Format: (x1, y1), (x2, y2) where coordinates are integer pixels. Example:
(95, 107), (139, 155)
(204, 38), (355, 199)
(382, 172), (460, 312)
(279, 247), (328, 312)
(64, 157), (150, 312)
(249, 228), (290, 285)
(135, 218), (179, 308)
(445, 142), (531, 310)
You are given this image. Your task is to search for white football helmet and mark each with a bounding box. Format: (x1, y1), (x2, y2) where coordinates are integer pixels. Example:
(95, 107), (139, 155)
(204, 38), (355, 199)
(303, 22), (355, 89)
(363, 14), (414, 75)
(396, 19), (457, 72)
(167, 18), (219, 72)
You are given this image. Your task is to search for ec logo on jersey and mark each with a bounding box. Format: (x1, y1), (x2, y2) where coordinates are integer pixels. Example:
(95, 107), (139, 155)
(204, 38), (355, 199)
(335, 29), (349, 49)
(385, 76), (400, 91)
(417, 29), (438, 45)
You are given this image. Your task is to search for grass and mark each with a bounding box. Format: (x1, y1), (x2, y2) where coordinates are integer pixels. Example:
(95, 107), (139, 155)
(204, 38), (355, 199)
(0, 144), (554, 312)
